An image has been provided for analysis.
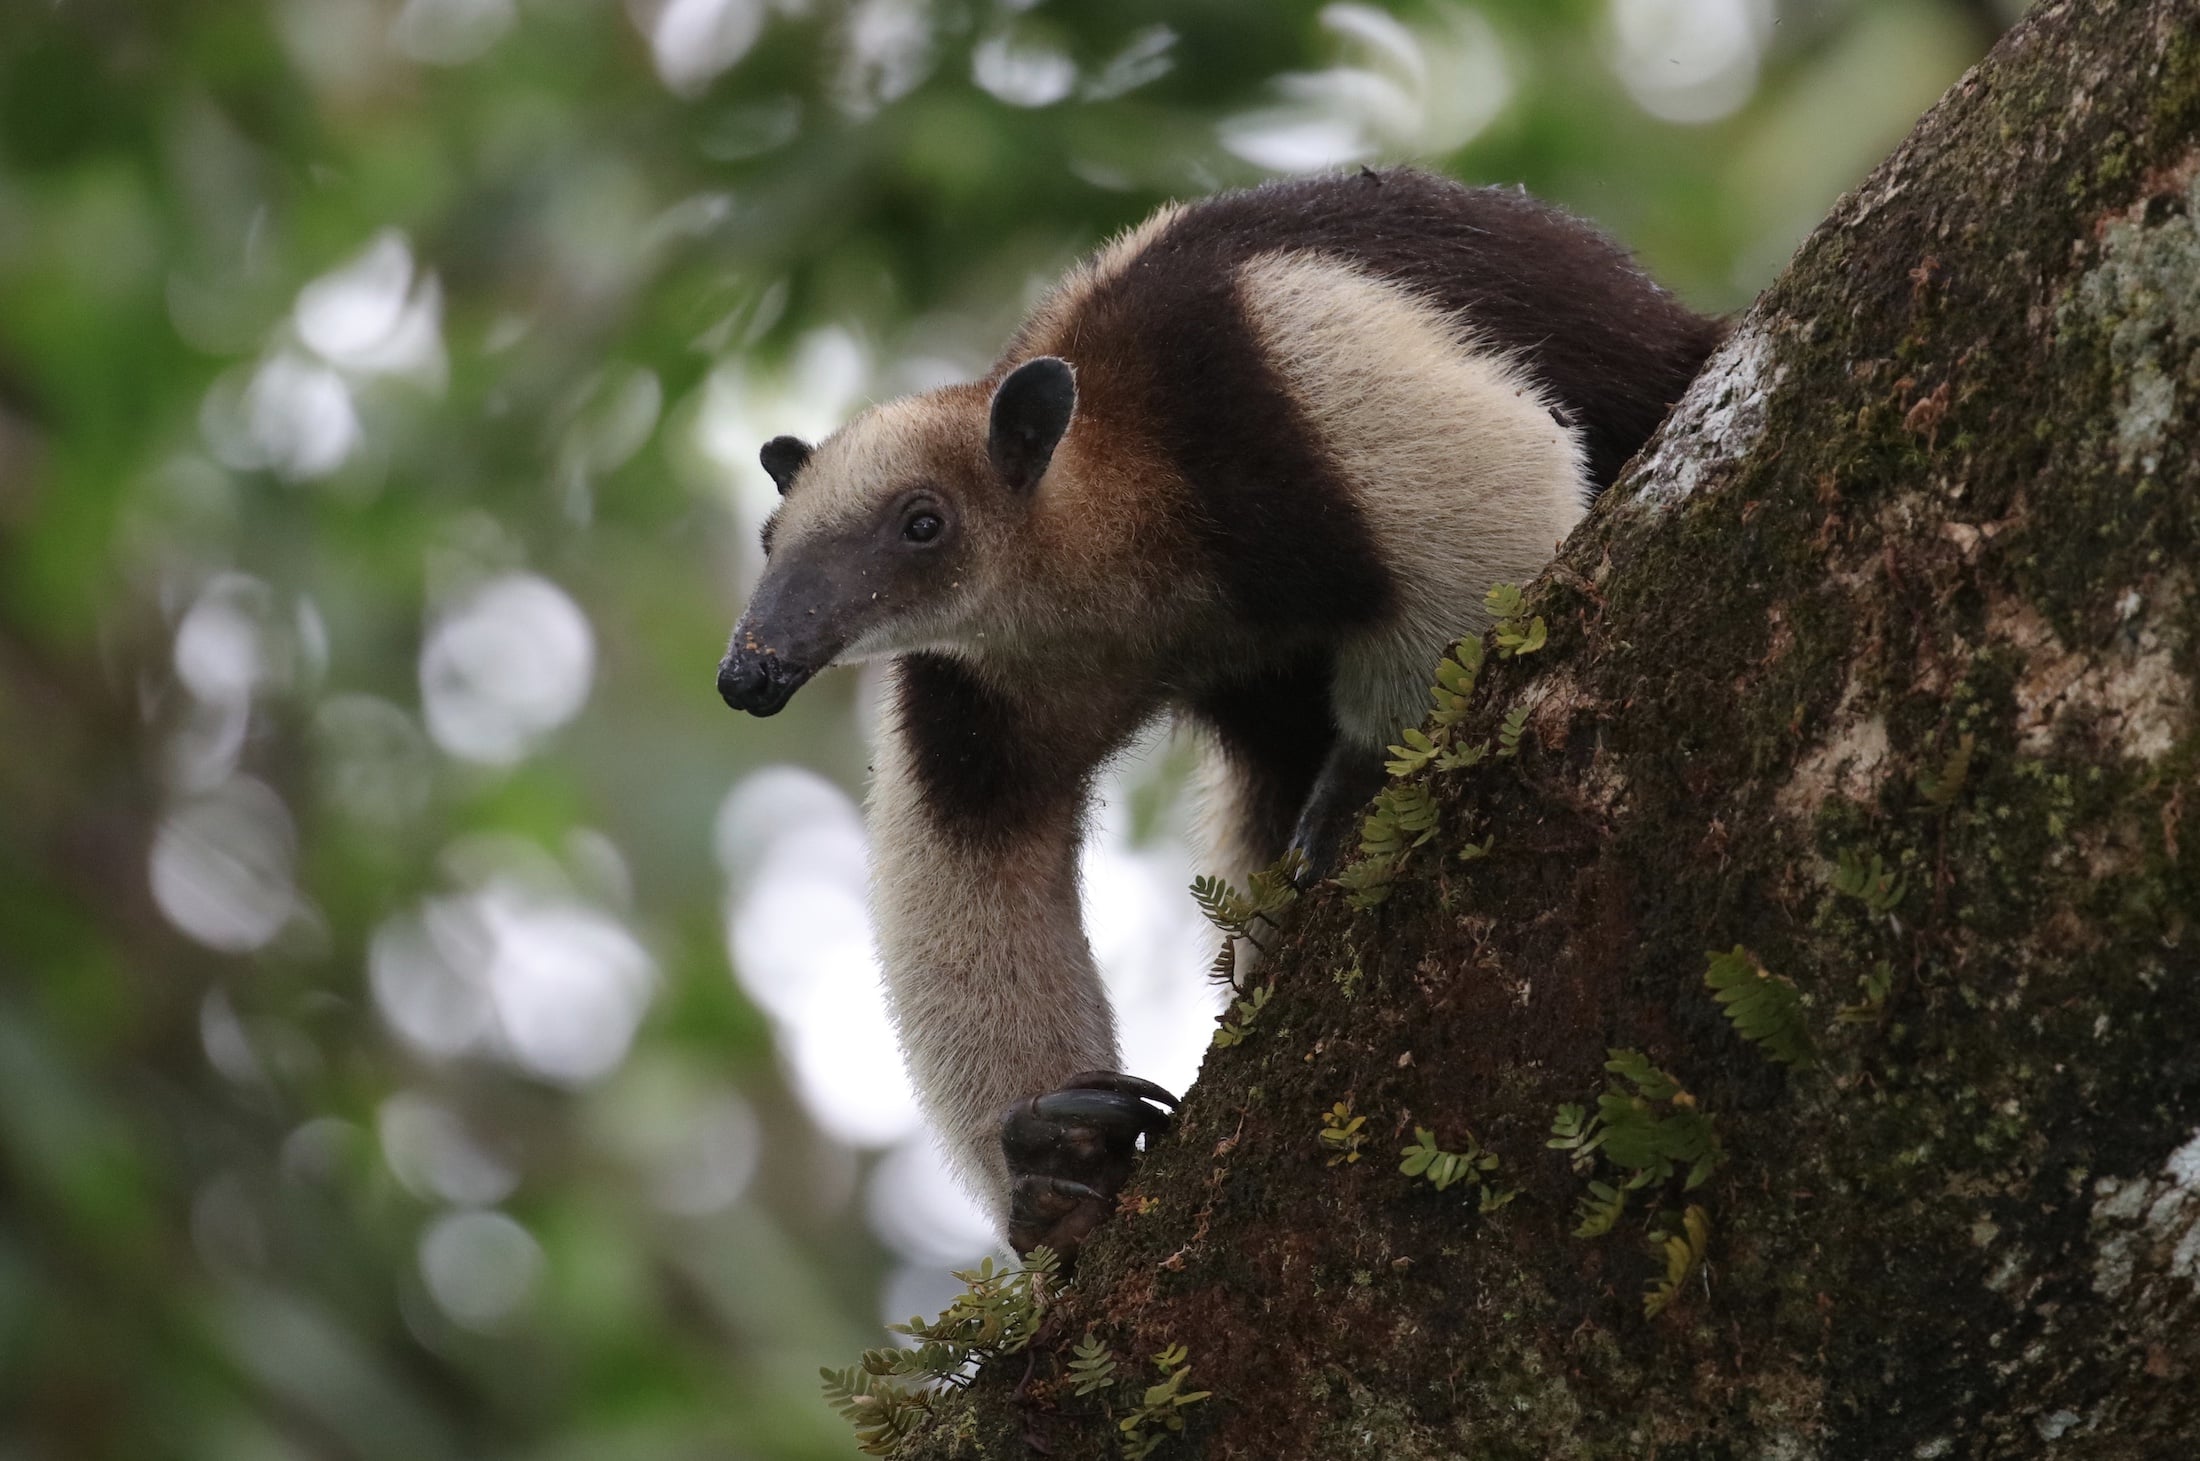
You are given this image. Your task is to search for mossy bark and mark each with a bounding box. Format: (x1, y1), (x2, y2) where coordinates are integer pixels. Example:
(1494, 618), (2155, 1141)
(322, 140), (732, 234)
(901, 2), (2200, 1456)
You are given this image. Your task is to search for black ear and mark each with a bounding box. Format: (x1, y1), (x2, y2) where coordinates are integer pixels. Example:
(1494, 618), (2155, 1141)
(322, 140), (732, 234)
(759, 436), (812, 495)
(987, 357), (1077, 492)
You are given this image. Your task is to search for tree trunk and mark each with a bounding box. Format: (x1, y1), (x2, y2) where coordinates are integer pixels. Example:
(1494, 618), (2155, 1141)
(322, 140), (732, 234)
(903, 1), (2200, 1455)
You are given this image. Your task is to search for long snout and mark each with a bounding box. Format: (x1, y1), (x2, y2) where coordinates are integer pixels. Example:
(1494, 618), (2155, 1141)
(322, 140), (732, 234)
(716, 638), (812, 716)
(716, 559), (845, 717)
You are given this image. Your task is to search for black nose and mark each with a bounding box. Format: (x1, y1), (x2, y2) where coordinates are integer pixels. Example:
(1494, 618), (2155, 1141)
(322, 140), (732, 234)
(717, 654), (770, 710)
(717, 647), (811, 716)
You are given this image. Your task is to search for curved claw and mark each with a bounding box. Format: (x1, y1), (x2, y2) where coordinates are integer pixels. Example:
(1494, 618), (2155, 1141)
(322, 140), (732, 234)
(1056, 1070), (1181, 1109)
(999, 1070), (1180, 1261)
(1026, 1088), (1173, 1135)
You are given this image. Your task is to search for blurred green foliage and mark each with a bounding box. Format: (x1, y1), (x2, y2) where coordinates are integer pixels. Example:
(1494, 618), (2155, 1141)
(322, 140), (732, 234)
(0, 1), (2003, 1456)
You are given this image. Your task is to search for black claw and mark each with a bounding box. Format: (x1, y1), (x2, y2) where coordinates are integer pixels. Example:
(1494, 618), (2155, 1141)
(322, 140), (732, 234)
(1057, 1070), (1181, 1109)
(1027, 1088), (1172, 1135)
(999, 1070), (1179, 1262)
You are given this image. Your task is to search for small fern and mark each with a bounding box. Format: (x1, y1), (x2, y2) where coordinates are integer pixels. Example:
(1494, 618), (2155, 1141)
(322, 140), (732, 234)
(1436, 739), (1490, 773)
(1917, 731), (1976, 808)
(1495, 703), (1531, 757)
(1835, 960), (1896, 1025)
(1704, 945), (1818, 1069)
(1642, 1204), (1712, 1319)
(1333, 855), (1398, 909)
(822, 1248), (1063, 1453)
(1552, 1050), (1724, 1208)
(1211, 983), (1272, 1048)
(1428, 638), (1485, 731)
(1485, 582), (1549, 658)
(1318, 1101), (1369, 1165)
(1191, 850), (1304, 977)
(821, 1365), (932, 1456)
(1572, 1179), (1627, 1238)
(1832, 847), (1907, 918)
(1068, 1332), (1119, 1397)
(1360, 783), (1440, 859)
(1398, 1126), (1491, 1191)
(1338, 784), (1442, 910)
(1116, 1344), (1211, 1459)
(1547, 1102), (1602, 1164)
(1385, 726), (1441, 777)
(1399, 1126), (1517, 1211)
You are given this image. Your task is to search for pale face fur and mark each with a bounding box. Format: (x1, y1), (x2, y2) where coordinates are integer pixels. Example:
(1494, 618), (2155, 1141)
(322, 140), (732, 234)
(742, 387), (1208, 702)
(741, 385), (1029, 674)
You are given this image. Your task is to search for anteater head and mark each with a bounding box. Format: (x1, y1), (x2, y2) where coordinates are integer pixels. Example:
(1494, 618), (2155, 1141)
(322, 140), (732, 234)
(716, 355), (1077, 716)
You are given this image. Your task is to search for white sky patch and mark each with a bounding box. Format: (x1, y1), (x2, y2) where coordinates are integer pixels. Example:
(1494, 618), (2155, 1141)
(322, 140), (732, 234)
(972, 29), (1078, 108)
(294, 230), (447, 386)
(1221, 2), (1511, 173)
(370, 870), (657, 1087)
(866, 1138), (1003, 1267)
(477, 887), (657, 1085)
(419, 1209), (543, 1331)
(419, 572), (595, 766)
(165, 573), (315, 793)
(719, 766), (923, 1148)
(378, 1092), (519, 1207)
(632, 0), (765, 99)
(834, 0), (936, 117)
(201, 352), (362, 482)
(1607, 0), (1774, 125)
(151, 777), (299, 954)
(648, 1089), (762, 1215)
(1082, 24), (1176, 102)
(392, 0), (516, 67)
(199, 228), (444, 485)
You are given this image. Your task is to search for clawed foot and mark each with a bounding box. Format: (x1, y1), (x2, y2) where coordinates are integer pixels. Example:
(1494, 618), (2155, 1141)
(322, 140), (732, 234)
(1001, 1071), (1178, 1261)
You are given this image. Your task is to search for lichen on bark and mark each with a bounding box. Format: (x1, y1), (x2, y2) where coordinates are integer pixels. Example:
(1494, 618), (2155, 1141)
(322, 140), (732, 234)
(897, 3), (2200, 1456)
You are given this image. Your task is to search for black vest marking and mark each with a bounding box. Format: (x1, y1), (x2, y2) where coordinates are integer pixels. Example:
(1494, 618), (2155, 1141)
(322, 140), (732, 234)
(894, 653), (1088, 851)
(1065, 233), (1397, 633)
(1188, 653), (1340, 868)
(1097, 169), (1724, 494)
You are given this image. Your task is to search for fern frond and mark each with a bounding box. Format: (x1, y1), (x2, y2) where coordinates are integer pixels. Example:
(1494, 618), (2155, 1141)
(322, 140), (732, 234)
(1496, 703), (1531, 757)
(1643, 1204), (1712, 1318)
(1333, 856), (1397, 909)
(1573, 1180), (1626, 1237)
(1704, 945), (1818, 1068)
(1068, 1332), (1119, 1396)
(1918, 731), (1976, 808)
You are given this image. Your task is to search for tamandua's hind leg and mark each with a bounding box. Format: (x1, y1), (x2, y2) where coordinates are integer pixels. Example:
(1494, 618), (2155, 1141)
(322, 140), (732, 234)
(1188, 660), (1338, 973)
(1285, 739), (1389, 883)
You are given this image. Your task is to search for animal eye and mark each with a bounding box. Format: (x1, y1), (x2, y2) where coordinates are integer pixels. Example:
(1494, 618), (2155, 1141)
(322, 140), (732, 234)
(902, 512), (944, 545)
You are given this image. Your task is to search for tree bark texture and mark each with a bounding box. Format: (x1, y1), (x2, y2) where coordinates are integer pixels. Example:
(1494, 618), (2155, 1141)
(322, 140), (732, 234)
(906, 2), (2200, 1456)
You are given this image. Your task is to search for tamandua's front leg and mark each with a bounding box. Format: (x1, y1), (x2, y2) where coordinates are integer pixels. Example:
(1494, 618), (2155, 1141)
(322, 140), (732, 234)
(872, 655), (1175, 1261)
(1001, 1072), (1178, 1257)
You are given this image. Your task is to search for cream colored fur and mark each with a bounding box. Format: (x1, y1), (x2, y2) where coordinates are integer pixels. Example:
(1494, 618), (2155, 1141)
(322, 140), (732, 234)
(866, 675), (1125, 1225)
(1234, 251), (1590, 747)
